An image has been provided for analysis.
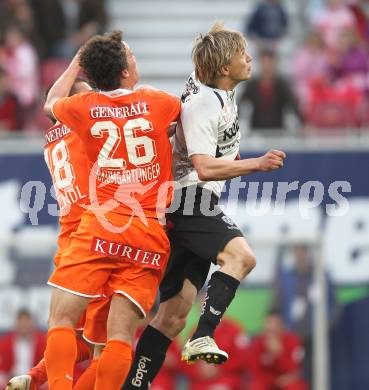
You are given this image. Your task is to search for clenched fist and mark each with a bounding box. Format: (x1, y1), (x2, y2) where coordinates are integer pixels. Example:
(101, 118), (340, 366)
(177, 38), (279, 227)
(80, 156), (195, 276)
(257, 149), (286, 171)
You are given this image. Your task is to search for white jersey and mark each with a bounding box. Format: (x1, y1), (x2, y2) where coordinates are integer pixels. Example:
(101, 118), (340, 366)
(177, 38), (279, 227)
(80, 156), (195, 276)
(172, 73), (240, 197)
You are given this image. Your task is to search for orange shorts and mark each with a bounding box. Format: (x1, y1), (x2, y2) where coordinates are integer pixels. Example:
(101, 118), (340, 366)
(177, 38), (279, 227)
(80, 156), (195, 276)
(53, 219), (81, 267)
(48, 210), (169, 317)
(53, 219), (85, 327)
(75, 311), (86, 331)
(82, 297), (111, 345)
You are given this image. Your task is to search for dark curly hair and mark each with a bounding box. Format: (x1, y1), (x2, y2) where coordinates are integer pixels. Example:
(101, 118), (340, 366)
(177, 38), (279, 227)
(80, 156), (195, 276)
(79, 30), (127, 91)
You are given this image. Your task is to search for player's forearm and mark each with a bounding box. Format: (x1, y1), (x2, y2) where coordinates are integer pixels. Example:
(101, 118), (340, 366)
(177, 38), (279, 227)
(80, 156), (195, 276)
(192, 150), (285, 181)
(44, 54), (80, 118)
(194, 156), (261, 181)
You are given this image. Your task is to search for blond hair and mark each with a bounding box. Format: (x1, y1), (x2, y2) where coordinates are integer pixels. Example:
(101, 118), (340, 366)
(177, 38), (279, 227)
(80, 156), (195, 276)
(192, 21), (246, 85)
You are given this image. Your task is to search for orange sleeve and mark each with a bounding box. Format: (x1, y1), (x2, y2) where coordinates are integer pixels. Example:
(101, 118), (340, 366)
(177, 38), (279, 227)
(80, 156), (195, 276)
(52, 94), (84, 132)
(163, 93), (181, 124)
(142, 88), (181, 127)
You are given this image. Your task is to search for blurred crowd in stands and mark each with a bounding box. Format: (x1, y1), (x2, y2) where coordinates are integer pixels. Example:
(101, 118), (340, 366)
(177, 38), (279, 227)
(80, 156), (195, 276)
(1, 0), (369, 134)
(0, 309), (308, 390)
(0, 0), (107, 133)
(239, 0), (369, 133)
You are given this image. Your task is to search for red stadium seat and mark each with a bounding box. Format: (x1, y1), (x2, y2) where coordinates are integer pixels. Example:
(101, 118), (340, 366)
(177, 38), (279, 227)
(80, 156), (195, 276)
(356, 98), (369, 130)
(40, 59), (70, 89)
(305, 81), (363, 129)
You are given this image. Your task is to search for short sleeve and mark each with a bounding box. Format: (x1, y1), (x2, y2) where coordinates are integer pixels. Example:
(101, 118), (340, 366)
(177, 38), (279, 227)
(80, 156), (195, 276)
(163, 93), (181, 124)
(52, 94), (83, 132)
(139, 88), (181, 128)
(181, 93), (219, 157)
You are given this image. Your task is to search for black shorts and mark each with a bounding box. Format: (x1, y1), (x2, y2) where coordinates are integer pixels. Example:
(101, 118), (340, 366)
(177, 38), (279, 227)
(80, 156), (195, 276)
(159, 186), (244, 303)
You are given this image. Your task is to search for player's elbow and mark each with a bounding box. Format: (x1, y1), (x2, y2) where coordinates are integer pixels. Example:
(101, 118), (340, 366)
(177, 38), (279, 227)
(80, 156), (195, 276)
(192, 155), (218, 181)
(43, 102), (53, 119)
(44, 96), (58, 121)
(196, 165), (213, 181)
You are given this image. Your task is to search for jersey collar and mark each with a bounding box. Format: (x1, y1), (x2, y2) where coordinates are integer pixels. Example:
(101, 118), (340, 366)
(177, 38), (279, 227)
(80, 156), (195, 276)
(99, 88), (134, 97)
(210, 86), (235, 103)
(204, 83), (235, 99)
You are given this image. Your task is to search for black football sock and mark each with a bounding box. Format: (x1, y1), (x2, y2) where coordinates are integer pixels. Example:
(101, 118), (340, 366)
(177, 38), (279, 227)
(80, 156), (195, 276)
(122, 325), (171, 390)
(191, 271), (240, 341)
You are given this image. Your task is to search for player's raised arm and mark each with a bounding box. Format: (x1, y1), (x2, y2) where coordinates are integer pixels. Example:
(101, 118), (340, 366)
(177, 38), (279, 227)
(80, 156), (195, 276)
(44, 51), (81, 119)
(191, 149), (286, 181)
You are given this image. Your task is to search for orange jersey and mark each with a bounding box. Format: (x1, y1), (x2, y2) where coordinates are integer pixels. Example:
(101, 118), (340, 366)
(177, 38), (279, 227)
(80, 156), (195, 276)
(52, 88), (181, 218)
(44, 123), (90, 248)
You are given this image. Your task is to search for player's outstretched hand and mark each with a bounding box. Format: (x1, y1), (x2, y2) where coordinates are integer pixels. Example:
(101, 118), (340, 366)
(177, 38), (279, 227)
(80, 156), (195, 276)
(258, 149), (286, 171)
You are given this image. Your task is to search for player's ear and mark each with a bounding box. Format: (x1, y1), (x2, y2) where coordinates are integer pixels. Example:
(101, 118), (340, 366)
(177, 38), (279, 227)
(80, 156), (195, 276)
(219, 64), (230, 77)
(122, 69), (129, 79)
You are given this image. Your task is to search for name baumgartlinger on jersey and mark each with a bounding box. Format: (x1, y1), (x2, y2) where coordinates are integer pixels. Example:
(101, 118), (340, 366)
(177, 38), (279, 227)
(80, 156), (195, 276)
(96, 163), (161, 185)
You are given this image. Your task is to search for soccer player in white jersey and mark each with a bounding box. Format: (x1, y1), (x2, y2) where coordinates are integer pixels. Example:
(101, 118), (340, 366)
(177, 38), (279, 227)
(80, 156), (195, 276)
(123, 22), (286, 390)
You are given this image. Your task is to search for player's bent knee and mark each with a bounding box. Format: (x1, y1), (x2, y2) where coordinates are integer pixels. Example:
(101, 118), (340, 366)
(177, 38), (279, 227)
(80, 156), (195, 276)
(165, 313), (187, 338)
(233, 251), (256, 279)
(221, 249), (256, 280)
(153, 305), (190, 339)
(218, 246), (257, 279)
(48, 314), (76, 329)
(47, 303), (84, 329)
(154, 310), (188, 339)
(241, 250), (256, 273)
(153, 279), (197, 338)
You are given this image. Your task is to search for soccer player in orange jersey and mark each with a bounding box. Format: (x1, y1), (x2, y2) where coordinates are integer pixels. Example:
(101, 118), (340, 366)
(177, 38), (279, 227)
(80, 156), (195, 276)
(43, 30), (181, 390)
(6, 78), (97, 390)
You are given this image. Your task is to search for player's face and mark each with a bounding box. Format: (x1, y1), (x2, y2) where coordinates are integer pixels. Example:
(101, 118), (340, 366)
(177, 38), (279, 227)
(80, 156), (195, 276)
(123, 42), (140, 88)
(227, 46), (252, 83)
